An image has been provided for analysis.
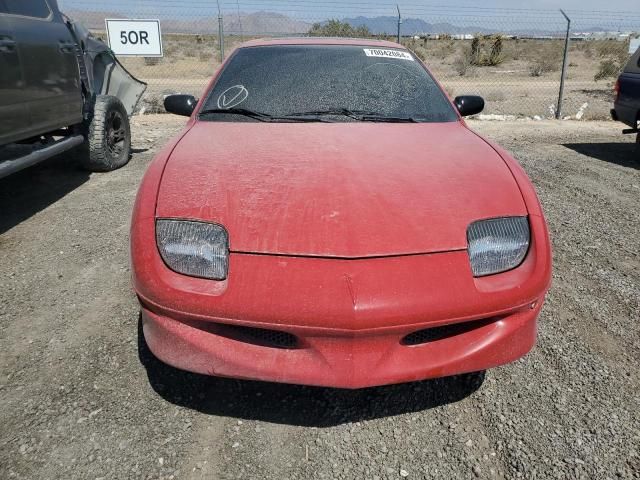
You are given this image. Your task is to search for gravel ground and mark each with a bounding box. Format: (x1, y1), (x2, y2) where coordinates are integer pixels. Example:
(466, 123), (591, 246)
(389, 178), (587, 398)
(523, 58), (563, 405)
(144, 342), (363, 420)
(0, 116), (638, 480)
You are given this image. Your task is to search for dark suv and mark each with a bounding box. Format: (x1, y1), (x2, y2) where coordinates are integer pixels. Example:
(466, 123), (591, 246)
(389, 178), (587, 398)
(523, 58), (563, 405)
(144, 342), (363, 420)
(0, 0), (145, 179)
(612, 45), (640, 151)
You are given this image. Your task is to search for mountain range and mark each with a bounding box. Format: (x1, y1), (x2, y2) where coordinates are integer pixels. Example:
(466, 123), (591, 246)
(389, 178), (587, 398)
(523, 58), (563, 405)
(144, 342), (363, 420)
(65, 10), (310, 35)
(65, 9), (607, 37)
(342, 16), (493, 35)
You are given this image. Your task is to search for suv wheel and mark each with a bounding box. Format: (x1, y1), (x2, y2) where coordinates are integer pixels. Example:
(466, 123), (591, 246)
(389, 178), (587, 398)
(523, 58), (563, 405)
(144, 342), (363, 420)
(79, 95), (132, 172)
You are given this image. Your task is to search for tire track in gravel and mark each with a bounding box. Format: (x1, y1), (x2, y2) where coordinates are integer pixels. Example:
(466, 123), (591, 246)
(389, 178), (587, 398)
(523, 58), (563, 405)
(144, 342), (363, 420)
(203, 375), (504, 479)
(182, 417), (228, 480)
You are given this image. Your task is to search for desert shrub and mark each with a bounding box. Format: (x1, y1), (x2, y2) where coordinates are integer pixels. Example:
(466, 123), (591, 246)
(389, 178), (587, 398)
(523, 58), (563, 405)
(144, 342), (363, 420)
(594, 58), (621, 81)
(593, 40), (631, 81)
(354, 26), (371, 38)
(139, 94), (165, 114)
(488, 36), (504, 66)
(470, 37), (481, 65)
(469, 35), (505, 66)
(428, 40), (457, 60)
(411, 46), (428, 61)
(513, 39), (535, 60)
(403, 38), (418, 49)
(309, 20), (371, 38)
(453, 48), (474, 76)
(583, 45), (594, 58)
(529, 63), (544, 77)
(529, 56), (559, 77)
(595, 40), (627, 60)
(515, 39), (562, 64)
(527, 41), (563, 76)
(453, 56), (470, 76)
(574, 41), (594, 58)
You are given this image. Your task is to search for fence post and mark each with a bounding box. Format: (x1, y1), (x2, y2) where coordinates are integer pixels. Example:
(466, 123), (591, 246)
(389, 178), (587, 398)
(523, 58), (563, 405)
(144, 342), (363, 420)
(217, 0), (225, 62)
(397, 5), (402, 44)
(556, 9), (571, 119)
(236, 0), (244, 42)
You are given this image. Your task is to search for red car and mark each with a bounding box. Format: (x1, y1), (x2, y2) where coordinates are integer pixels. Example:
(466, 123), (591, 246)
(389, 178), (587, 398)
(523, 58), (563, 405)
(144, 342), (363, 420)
(131, 38), (552, 389)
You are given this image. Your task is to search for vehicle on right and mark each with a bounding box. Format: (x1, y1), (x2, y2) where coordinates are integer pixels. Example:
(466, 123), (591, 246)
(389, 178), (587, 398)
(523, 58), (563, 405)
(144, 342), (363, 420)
(611, 46), (640, 153)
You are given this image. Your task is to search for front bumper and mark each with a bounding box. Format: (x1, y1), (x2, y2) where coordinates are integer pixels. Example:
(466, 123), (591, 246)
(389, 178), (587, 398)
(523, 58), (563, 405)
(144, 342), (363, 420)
(133, 213), (551, 388)
(141, 301), (541, 389)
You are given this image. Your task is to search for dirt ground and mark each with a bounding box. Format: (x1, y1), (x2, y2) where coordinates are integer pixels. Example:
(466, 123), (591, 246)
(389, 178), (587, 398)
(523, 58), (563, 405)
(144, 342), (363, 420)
(0, 117), (638, 479)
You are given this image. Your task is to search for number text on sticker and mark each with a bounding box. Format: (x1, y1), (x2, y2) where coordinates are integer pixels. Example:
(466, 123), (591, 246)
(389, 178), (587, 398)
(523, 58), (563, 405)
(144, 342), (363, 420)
(363, 49), (414, 61)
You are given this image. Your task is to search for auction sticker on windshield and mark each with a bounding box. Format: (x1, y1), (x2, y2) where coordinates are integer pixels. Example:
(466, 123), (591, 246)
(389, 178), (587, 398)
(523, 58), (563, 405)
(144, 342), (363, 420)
(363, 49), (414, 61)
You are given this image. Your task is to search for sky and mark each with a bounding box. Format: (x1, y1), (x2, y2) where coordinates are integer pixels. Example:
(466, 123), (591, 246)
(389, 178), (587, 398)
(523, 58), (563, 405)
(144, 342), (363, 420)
(60, 0), (640, 13)
(59, 0), (640, 31)
(443, 0), (637, 8)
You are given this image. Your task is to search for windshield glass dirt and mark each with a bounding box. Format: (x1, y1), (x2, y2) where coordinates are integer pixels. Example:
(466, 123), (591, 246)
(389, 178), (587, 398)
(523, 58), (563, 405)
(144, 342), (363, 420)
(200, 45), (458, 122)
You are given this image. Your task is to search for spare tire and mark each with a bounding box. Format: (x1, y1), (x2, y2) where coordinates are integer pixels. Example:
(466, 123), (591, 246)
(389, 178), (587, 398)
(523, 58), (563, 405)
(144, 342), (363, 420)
(79, 95), (132, 172)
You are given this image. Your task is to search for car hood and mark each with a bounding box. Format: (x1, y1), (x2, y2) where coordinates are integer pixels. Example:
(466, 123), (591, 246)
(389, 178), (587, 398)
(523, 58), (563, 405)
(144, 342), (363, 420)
(156, 121), (526, 258)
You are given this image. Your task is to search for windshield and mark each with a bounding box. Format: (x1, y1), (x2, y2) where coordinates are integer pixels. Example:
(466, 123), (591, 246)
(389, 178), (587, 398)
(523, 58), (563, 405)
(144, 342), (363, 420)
(200, 45), (458, 123)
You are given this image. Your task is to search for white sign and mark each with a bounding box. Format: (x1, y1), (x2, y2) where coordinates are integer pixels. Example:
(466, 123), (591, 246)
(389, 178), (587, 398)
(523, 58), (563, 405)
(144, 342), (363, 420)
(106, 19), (163, 57)
(363, 48), (414, 61)
(630, 38), (640, 54)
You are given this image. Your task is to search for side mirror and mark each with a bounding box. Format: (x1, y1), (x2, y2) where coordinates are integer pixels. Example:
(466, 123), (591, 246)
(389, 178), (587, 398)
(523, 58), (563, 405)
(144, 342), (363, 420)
(164, 94), (198, 117)
(454, 95), (485, 117)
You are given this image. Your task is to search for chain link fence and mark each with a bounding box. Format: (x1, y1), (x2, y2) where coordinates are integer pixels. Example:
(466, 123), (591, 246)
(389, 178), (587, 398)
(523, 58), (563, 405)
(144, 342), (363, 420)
(60, 0), (640, 119)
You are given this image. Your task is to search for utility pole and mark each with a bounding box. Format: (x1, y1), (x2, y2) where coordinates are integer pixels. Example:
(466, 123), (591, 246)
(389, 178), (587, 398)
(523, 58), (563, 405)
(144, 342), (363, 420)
(556, 9), (571, 119)
(236, 0), (244, 42)
(217, 0), (225, 62)
(397, 5), (402, 44)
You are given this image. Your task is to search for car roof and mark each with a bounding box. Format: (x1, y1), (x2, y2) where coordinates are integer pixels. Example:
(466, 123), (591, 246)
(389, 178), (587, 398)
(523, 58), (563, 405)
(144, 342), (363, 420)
(237, 37), (406, 49)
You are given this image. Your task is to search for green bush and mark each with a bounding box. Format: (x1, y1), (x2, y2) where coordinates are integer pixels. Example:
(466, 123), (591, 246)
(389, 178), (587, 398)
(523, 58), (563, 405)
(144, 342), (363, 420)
(309, 20), (371, 38)
(469, 35), (504, 67)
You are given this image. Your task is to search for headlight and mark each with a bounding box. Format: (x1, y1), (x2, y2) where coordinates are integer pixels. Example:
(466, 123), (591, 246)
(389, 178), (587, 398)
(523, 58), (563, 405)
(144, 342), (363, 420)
(467, 217), (530, 277)
(156, 219), (229, 280)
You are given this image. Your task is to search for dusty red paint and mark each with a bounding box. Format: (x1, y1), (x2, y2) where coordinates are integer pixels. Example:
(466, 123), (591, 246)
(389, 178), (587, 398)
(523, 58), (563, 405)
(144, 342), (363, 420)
(156, 123), (526, 257)
(130, 39), (552, 389)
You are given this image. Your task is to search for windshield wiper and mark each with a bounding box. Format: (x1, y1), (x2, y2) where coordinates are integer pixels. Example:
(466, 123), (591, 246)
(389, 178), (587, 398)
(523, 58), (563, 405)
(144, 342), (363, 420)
(359, 115), (420, 123)
(199, 108), (272, 121)
(200, 108), (420, 123)
(286, 109), (420, 123)
(286, 109), (379, 120)
(199, 108), (324, 122)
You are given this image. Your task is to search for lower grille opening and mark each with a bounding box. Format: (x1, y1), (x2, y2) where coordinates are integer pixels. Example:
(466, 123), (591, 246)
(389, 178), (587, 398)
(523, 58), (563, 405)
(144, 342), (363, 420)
(189, 320), (299, 349)
(402, 318), (496, 346)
